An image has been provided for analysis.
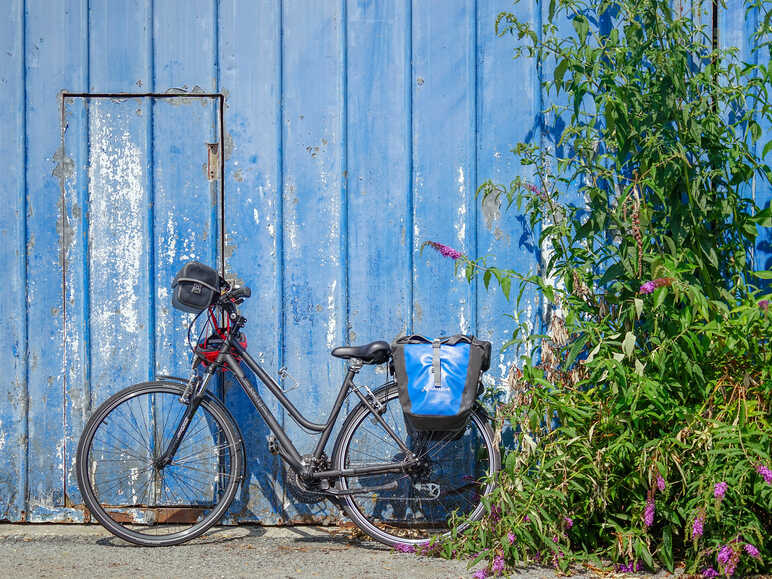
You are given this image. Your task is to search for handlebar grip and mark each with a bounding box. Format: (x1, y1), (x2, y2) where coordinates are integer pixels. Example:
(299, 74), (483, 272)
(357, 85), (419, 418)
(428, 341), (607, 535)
(231, 286), (251, 300)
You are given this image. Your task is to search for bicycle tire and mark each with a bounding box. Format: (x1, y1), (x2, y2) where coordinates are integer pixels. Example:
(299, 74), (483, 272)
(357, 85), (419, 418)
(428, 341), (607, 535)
(332, 384), (500, 547)
(76, 381), (243, 546)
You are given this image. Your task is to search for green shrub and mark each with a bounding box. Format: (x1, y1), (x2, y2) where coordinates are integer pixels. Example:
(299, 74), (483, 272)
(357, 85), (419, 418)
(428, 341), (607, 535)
(431, 0), (772, 575)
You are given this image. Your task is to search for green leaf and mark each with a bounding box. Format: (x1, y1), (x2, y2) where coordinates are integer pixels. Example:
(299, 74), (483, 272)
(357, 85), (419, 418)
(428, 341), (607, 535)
(506, 451), (517, 473)
(661, 526), (674, 572)
(753, 206), (772, 227)
(622, 331), (636, 358)
(586, 342), (601, 364)
(500, 275), (512, 300)
(543, 284), (555, 304)
(762, 138), (772, 160)
(465, 262), (475, 282)
(655, 287), (668, 308)
(483, 269), (492, 290)
(566, 334), (589, 368)
(753, 270), (772, 279)
(554, 58), (569, 91)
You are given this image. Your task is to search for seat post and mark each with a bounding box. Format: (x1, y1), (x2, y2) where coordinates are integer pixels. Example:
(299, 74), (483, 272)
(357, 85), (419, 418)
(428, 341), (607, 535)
(348, 359), (363, 374)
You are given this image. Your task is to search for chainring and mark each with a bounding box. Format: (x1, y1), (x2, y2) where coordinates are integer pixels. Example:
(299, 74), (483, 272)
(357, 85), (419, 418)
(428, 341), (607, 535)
(285, 468), (328, 504)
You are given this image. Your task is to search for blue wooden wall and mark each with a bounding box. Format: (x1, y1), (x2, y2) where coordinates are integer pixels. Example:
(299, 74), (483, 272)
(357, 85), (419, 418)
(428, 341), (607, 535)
(0, 0), (768, 523)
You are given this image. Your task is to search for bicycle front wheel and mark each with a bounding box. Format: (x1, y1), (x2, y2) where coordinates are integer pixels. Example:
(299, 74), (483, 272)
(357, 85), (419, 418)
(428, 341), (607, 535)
(332, 385), (500, 547)
(76, 382), (243, 546)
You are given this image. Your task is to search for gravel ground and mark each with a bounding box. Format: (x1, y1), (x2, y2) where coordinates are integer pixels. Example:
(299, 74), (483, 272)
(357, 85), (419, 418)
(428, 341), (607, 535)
(0, 524), (586, 579)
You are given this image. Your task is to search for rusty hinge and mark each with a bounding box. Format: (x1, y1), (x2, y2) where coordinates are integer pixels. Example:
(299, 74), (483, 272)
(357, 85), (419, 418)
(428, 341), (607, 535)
(207, 142), (220, 181)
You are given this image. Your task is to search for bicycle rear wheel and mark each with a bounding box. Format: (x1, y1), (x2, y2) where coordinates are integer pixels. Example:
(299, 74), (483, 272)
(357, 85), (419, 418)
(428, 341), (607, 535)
(76, 382), (243, 546)
(332, 384), (500, 547)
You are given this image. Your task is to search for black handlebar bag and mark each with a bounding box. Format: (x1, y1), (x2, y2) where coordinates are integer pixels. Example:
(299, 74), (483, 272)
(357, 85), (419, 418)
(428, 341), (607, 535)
(171, 261), (221, 313)
(391, 335), (491, 434)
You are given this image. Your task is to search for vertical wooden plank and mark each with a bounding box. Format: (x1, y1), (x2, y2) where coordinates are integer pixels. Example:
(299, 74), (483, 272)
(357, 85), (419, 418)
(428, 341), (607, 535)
(722, 0), (771, 271)
(281, 0), (346, 486)
(0, 0), (27, 521)
(152, 0), (219, 379)
(218, 0), (284, 523)
(476, 0), (542, 380)
(25, 0), (86, 520)
(62, 0), (153, 506)
(346, 0), (411, 346)
(412, 0), (476, 336)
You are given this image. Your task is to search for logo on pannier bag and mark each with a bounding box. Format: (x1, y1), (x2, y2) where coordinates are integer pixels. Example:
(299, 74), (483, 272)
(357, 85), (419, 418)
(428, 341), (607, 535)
(192, 283), (202, 295)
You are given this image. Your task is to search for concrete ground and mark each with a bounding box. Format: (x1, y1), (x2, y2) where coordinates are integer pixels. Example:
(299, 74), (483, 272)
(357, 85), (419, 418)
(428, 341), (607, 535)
(0, 524), (586, 579)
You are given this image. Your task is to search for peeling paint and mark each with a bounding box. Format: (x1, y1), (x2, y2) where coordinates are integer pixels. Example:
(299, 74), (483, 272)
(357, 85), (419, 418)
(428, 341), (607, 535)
(481, 191), (500, 231)
(326, 280), (337, 350)
(52, 146), (75, 181)
(87, 103), (144, 338)
(455, 167), (466, 245)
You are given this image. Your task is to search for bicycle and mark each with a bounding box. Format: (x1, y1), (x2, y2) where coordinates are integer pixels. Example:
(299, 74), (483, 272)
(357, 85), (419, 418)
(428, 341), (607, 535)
(76, 268), (501, 547)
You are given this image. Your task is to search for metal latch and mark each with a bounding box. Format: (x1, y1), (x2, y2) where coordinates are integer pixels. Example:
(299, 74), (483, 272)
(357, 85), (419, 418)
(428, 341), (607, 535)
(207, 143), (220, 181)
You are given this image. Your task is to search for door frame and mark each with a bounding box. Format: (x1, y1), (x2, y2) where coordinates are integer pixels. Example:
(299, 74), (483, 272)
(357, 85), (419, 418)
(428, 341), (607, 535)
(58, 91), (226, 507)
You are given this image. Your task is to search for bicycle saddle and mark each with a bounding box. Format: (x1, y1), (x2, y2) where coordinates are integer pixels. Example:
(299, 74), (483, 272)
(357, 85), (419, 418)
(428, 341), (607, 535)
(331, 341), (391, 364)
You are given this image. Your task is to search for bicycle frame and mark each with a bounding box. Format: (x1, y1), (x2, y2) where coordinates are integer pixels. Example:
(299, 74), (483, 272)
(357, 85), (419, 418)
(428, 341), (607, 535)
(225, 344), (415, 479)
(159, 309), (417, 485)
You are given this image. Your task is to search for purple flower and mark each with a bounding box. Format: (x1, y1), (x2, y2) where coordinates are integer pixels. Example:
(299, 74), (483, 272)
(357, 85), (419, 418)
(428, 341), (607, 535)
(702, 568), (719, 578)
(473, 568), (489, 579)
(492, 555), (505, 574)
(523, 515), (529, 522)
(644, 498), (655, 527)
(744, 543), (760, 559)
(714, 481), (728, 498)
(639, 281), (656, 295)
(394, 542), (416, 553)
(507, 531), (515, 545)
(618, 560), (644, 573)
(656, 475), (666, 492)
(692, 516), (704, 540)
(490, 504), (502, 522)
(564, 516), (573, 529)
(552, 535), (559, 543)
(418, 540), (436, 555)
(640, 278), (674, 295)
(717, 544), (738, 576)
(426, 241), (463, 260)
(717, 545), (733, 566)
(756, 464), (772, 484)
(759, 300), (769, 311)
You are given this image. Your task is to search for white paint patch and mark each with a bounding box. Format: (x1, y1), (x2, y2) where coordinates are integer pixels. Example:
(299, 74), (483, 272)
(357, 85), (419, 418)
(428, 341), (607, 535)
(253, 208), (260, 225)
(326, 280), (337, 350)
(456, 167), (466, 245)
(88, 105), (145, 352)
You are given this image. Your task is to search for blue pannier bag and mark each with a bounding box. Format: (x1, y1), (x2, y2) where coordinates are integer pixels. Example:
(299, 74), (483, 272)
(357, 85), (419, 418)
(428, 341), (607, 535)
(391, 335), (491, 433)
